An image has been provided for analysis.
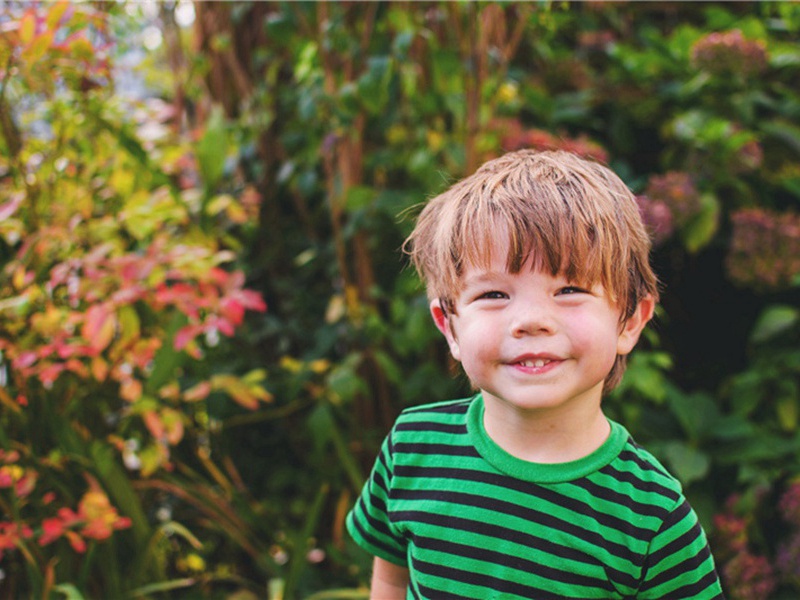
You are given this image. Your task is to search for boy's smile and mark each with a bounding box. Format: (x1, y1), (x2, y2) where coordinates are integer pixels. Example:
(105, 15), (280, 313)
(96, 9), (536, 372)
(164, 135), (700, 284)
(431, 240), (653, 450)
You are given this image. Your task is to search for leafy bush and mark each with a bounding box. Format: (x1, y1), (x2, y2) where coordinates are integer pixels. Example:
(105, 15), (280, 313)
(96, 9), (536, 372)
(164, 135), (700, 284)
(0, 4), (270, 597)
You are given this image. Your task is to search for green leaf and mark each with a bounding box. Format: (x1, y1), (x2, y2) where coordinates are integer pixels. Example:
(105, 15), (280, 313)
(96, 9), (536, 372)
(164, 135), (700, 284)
(761, 119), (800, 154)
(307, 404), (364, 490)
(296, 41), (318, 82)
(777, 396), (798, 432)
(662, 442), (710, 485)
(716, 433), (800, 464)
(750, 305), (799, 344)
(373, 350), (402, 385)
(680, 193), (719, 253)
(127, 579), (197, 597)
(668, 390), (719, 441)
(196, 105), (228, 189)
(709, 415), (754, 441)
(357, 56), (393, 115)
(345, 185), (376, 212)
(53, 584), (86, 600)
(145, 312), (188, 395)
(326, 354), (366, 404)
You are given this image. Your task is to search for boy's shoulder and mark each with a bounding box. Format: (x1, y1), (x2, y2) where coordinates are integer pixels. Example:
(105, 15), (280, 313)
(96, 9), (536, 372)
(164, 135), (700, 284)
(612, 426), (686, 497)
(391, 396), (475, 432)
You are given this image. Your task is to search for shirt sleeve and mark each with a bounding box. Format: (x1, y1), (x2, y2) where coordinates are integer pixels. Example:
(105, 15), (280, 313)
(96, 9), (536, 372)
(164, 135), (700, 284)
(638, 497), (725, 599)
(346, 431), (408, 566)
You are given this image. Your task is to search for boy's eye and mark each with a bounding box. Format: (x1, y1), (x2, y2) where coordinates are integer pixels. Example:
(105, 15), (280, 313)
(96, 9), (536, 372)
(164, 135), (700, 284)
(477, 290), (507, 300)
(558, 286), (588, 295)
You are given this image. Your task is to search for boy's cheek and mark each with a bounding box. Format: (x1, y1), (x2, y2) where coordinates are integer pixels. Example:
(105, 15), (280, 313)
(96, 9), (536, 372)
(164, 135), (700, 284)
(447, 337), (462, 362)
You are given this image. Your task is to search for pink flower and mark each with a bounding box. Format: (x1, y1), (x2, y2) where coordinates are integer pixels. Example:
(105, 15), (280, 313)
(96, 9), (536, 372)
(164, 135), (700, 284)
(644, 172), (701, 229)
(777, 530), (800, 584)
(722, 552), (777, 600)
(636, 195), (674, 246)
(39, 517), (66, 546)
(0, 521), (33, 560)
(691, 30), (768, 77)
(779, 481), (800, 527)
(727, 208), (800, 291)
(713, 511), (749, 556)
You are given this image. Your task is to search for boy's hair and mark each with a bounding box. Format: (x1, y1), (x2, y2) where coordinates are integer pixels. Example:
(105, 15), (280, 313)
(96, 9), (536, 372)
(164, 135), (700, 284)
(404, 149), (659, 392)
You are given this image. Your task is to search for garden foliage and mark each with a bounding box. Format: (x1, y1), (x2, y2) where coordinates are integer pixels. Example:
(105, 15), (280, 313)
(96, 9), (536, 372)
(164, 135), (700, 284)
(0, 2), (799, 599)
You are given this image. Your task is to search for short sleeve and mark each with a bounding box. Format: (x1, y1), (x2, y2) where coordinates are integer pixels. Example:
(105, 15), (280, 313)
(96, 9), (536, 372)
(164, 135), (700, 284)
(638, 498), (725, 599)
(346, 432), (408, 566)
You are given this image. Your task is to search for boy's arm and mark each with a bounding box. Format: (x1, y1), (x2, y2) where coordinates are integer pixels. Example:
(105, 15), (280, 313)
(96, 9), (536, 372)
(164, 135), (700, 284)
(371, 556), (409, 599)
(639, 499), (724, 599)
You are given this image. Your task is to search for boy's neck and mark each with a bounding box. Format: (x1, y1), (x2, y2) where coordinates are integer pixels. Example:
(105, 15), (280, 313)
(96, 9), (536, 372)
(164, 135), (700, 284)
(481, 392), (610, 464)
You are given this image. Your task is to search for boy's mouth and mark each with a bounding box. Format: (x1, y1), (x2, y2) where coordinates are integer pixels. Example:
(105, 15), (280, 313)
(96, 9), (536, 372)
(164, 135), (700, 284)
(510, 354), (561, 369)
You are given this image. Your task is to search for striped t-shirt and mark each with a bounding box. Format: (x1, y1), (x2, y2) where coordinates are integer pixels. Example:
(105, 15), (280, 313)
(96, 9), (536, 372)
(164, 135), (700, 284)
(347, 395), (724, 599)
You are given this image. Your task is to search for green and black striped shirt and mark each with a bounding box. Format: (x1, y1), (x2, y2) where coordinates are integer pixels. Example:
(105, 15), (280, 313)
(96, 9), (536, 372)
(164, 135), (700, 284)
(347, 395), (724, 599)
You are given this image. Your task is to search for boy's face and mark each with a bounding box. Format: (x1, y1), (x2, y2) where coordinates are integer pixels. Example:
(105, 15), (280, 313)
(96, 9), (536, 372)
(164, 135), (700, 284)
(430, 239), (653, 419)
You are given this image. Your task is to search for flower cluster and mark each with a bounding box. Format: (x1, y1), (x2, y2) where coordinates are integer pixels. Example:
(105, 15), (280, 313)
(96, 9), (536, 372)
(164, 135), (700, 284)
(722, 552), (777, 600)
(775, 480), (800, 587)
(39, 482), (132, 552)
(0, 450), (37, 499)
(636, 195), (674, 246)
(489, 118), (609, 163)
(780, 481), (800, 526)
(726, 208), (800, 291)
(777, 482), (800, 587)
(714, 482), (800, 597)
(644, 172), (701, 229)
(691, 30), (769, 77)
(0, 522), (33, 561)
(713, 509), (748, 560)
(1, 234), (266, 400)
(777, 532), (800, 586)
(713, 494), (777, 599)
(732, 138), (764, 174)
(0, 449), (131, 562)
(578, 30), (616, 52)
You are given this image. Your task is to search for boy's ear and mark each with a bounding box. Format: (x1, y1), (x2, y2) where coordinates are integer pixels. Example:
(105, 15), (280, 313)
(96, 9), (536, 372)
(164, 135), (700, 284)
(617, 294), (656, 356)
(430, 299), (461, 362)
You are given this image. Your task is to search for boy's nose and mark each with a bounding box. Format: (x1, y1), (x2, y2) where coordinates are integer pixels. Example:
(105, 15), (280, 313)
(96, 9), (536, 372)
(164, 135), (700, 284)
(509, 305), (556, 337)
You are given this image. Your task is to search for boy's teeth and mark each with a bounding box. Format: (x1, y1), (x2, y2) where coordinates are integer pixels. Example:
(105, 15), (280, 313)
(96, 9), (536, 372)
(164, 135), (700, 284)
(521, 359), (548, 367)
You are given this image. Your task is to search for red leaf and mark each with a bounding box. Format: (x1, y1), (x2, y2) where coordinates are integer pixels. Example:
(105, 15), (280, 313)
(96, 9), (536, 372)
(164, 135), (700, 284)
(0, 194), (24, 220)
(13, 351), (37, 370)
(238, 289), (267, 312)
(81, 304), (116, 353)
(183, 381), (211, 402)
(220, 298), (245, 326)
(174, 324), (203, 350)
(65, 530), (87, 553)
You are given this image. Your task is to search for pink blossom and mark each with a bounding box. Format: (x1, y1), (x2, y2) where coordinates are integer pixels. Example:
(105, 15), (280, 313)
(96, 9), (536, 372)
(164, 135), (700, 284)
(644, 172), (700, 229)
(691, 30), (768, 77)
(727, 208), (800, 291)
(722, 552), (777, 600)
(779, 481), (800, 527)
(636, 195), (674, 246)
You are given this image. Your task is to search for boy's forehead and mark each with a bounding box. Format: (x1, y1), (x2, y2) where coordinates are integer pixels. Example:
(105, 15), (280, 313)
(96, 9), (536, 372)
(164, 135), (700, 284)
(454, 235), (601, 290)
(460, 235), (553, 275)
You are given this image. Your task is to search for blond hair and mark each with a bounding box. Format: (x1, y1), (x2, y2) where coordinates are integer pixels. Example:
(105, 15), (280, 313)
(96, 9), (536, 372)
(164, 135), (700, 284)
(404, 149), (659, 392)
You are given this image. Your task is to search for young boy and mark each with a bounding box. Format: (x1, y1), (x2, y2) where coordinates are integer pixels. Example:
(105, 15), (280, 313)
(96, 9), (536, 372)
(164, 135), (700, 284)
(347, 150), (724, 599)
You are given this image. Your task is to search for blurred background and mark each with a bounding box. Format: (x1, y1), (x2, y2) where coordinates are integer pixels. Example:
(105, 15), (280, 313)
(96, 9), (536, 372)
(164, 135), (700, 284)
(0, 1), (799, 598)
